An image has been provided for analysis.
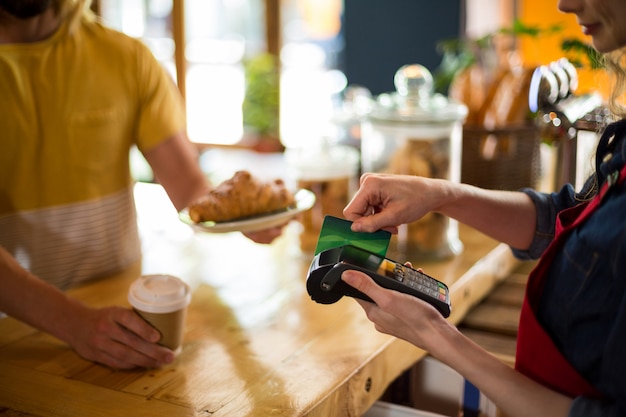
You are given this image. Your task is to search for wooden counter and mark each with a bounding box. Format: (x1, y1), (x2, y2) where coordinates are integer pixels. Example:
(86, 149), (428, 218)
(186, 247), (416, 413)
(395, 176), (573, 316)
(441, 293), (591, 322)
(0, 183), (521, 417)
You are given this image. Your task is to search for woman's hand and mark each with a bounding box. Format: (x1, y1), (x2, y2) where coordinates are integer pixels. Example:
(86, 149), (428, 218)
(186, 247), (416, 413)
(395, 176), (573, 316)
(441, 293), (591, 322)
(340, 268), (452, 352)
(340, 268), (574, 417)
(344, 172), (537, 250)
(343, 173), (451, 234)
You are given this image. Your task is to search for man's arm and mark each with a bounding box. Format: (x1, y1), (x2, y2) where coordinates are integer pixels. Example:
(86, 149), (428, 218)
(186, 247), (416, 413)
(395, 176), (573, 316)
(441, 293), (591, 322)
(142, 131), (210, 212)
(144, 132), (284, 243)
(0, 246), (175, 369)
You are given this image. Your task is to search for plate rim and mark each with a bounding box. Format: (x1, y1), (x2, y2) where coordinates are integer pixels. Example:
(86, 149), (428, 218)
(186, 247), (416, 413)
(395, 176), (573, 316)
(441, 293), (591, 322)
(179, 188), (315, 233)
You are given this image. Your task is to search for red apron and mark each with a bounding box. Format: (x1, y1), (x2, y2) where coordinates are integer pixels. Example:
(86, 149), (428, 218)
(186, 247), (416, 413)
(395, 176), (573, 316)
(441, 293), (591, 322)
(515, 165), (626, 398)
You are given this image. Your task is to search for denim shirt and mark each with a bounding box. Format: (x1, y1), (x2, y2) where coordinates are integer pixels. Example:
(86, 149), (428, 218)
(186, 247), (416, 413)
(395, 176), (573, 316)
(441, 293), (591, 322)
(512, 119), (626, 417)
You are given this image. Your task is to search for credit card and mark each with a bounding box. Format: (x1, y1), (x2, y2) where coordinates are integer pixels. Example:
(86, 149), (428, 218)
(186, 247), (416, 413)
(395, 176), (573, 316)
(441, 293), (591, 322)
(314, 215), (391, 256)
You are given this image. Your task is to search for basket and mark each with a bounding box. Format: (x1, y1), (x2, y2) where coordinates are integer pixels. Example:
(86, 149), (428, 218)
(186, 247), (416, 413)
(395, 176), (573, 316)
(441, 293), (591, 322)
(461, 125), (542, 191)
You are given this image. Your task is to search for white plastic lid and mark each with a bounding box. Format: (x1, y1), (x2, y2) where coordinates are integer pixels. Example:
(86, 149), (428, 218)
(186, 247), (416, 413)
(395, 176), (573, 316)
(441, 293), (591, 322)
(285, 144), (359, 181)
(128, 274), (191, 313)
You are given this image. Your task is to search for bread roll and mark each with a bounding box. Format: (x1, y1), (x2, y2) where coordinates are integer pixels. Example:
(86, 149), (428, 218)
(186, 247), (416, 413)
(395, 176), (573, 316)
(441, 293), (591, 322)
(188, 170), (296, 223)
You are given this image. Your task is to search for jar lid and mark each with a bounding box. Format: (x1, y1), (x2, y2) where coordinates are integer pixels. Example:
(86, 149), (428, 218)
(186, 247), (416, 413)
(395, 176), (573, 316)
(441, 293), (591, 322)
(369, 64), (467, 124)
(128, 274), (191, 313)
(286, 143), (359, 181)
(331, 85), (374, 124)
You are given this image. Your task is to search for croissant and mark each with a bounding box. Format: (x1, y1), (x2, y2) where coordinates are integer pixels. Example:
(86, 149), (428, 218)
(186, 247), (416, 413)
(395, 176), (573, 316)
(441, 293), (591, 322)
(188, 170), (296, 223)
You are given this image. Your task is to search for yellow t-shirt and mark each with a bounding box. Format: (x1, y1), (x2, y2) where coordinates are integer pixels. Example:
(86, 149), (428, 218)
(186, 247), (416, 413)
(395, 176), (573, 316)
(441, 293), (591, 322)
(0, 17), (186, 288)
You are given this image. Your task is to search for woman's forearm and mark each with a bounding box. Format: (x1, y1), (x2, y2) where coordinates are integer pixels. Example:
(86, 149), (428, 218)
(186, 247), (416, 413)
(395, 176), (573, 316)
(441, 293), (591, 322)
(437, 181), (537, 250)
(345, 175), (538, 251)
(427, 322), (572, 417)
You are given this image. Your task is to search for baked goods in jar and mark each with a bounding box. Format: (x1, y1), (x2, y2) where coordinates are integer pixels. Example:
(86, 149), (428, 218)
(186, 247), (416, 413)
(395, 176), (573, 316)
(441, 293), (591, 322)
(383, 138), (452, 256)
(188, 170), (296, 223)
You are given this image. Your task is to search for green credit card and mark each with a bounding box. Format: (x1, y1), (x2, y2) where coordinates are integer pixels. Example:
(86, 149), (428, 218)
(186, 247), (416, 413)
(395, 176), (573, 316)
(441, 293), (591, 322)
(314, 215), (391, 256)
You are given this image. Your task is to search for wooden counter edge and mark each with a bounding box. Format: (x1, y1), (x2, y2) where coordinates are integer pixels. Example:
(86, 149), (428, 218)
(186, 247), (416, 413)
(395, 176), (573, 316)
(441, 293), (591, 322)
(448, 243), (521, 325)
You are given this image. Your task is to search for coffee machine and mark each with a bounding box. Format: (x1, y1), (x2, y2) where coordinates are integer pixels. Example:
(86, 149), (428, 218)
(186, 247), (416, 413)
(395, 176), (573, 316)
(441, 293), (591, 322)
(529, 58), (610, 191)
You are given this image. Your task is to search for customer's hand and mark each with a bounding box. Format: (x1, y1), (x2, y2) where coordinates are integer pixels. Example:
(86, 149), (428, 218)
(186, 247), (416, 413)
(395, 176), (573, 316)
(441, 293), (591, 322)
(65, 305), (175, 370)
(244, 224), (286, 244)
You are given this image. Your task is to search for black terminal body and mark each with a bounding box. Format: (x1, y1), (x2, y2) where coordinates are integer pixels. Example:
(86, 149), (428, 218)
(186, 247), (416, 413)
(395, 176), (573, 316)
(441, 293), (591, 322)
(306, 245), (451, 318)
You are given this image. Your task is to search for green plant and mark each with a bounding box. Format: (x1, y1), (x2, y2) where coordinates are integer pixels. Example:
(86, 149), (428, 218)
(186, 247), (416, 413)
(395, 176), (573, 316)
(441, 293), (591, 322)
(499, 19), (563, 38)
(242, 53), (280, 138)
(560, 38), (604, 70)
(433, 36), (486, 95)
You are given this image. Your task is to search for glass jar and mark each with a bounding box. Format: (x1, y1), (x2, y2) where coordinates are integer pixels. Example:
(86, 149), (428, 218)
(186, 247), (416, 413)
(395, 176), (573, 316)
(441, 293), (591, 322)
(361, 64), (468, 260)
(286, 144), (360, 253)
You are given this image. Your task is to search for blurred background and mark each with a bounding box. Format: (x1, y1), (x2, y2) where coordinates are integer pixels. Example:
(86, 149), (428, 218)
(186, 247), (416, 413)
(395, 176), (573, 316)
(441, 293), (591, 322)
(93, 0), (601, 145)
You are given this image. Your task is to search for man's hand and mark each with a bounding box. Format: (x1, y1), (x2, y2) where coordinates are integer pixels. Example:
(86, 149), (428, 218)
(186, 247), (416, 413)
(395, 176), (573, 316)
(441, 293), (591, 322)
(66, 305), (176, 370)
(244, 224), (286, 244)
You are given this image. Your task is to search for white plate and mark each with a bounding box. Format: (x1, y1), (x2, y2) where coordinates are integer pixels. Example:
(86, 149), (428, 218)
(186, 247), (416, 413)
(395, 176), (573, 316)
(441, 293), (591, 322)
(179, 189), (315, 233)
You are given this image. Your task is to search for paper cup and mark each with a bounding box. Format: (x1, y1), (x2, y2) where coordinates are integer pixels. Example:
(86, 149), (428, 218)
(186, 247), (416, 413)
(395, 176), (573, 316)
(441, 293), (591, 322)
(128, 274), (191, 354)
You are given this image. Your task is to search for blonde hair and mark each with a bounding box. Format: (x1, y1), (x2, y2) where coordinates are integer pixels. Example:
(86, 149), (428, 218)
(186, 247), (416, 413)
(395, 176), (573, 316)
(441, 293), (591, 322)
(52, 0), (95, 33)
(603, 49), (626, 120)
(575, 48), (626, 199)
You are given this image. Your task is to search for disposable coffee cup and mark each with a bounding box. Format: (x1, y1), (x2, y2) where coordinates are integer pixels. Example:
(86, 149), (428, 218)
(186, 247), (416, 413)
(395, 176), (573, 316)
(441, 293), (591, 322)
(128, 274), (191, 354)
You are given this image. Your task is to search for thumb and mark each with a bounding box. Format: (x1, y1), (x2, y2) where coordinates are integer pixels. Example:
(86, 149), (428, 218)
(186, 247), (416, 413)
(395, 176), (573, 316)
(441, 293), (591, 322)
(341, 270), (384, 303)
(351, 215), (399, 235)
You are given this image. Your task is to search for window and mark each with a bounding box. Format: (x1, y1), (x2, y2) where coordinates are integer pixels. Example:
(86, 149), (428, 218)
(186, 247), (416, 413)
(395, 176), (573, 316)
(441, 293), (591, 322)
(98, 0), (345, 148)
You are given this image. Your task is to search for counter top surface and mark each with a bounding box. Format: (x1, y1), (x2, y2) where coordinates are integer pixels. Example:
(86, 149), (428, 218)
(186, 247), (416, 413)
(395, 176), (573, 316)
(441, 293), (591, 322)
(0, 182), (519, 417)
